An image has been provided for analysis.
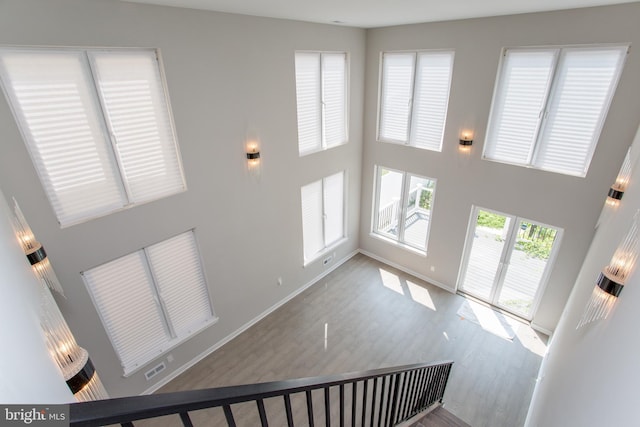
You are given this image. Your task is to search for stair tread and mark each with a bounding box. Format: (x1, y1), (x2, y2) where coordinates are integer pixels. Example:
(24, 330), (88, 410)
(411, 406), (471, 427)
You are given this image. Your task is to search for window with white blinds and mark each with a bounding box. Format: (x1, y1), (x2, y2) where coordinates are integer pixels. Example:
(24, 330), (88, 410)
(295, 52), (348, 156)
(378, 51), (454, 152)
(0, 48), (186, 227)
(82, 230), (215, 376)
(301, 171), (345, 264)
(484, 45), (628, 177)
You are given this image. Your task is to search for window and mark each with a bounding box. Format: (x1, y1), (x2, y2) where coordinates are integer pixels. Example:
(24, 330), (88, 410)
(378, 51), (454, 151)
(484, 45), (628, 177)
(372, 166), (436, 253)
(0, 48), (186, 227)
(83, 231), (215, 375)
(301, 171), (345, 264)
(295, 52), (348, 156)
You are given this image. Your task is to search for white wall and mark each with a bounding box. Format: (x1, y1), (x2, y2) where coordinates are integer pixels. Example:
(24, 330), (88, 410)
(0, 187), (74, 403)
(525, 125), (640, 426)
(360, 3), (640, 332)
(0, 0), (365, 397)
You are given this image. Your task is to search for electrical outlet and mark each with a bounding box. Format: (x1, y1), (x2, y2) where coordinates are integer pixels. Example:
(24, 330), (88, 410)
(323, 255), (333, 265)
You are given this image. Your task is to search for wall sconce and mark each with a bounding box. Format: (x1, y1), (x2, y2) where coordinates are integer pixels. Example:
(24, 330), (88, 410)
(12, 199), (64, 296)
(459, 131), (473, 153)
(606, 147), (632, 207)
(577, 210), (640, 328)
(246, 141), (261, 177)
(12, 199), (108, 401)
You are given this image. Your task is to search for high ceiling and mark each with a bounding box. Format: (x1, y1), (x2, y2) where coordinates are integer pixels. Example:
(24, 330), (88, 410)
(123, 0), (636, 28)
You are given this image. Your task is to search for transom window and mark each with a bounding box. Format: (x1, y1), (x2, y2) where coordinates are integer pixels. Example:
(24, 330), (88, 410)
(295, 52), (348, 156)
(372, 166), (436, 253)
(301, 171), (346, 264)
(83, 230), (215, 375)
(483, 45), (628, 177)
(0, 47), (186, 227)
(378, 50), (454, 152)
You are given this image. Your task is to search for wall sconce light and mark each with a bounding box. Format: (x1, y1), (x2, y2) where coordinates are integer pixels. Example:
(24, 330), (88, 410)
(12, 199), (108, 401)
(577, 210), (640, 328)
(12, 199), (64, 296)
(606, 147), (632, 207)
(246, 141), (261, 176)
(459, 131), (473, 153)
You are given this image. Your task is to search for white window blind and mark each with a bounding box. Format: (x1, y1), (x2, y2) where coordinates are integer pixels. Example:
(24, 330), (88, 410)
(0, 48), (186, 227)
(89, 50), (185, 204)
(295, 52), (348, 156)
(378, 51), (454, 152)
(83, 230), (214, 375)
(484, 46), (627, 177)
(301, 171), (345, 264)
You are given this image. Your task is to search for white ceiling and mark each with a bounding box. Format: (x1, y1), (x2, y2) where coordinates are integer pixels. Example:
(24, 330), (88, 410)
(123, 0), (636, 28)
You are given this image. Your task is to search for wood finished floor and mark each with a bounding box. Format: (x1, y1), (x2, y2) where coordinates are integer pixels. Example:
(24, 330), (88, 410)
(150, 253), (547, 427)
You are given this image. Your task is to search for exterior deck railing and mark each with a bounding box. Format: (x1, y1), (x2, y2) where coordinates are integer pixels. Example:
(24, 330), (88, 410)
(70, 360), (454, 427)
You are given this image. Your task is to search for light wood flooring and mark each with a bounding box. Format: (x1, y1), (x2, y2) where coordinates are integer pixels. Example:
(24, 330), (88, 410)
(152, 253), (547, 427)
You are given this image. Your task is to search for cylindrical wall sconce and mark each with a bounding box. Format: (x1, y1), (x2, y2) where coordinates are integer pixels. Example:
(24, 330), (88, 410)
(606, 147), (632, 207)
(245, 140), (261, 178)
(577, 210), (640, 328)
(12, 199), (108, 400)
(459, 130), (473, 153)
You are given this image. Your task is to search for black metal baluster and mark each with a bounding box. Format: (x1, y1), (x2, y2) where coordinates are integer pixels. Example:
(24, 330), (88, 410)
(351, 381), (357, 427)
(284, 394), (294, 427)
(307, 390), (315, 427)
(223, 405), (237, 427)
(256, 399), (268, 427)
(361, 379), (369, 427)
(388, 373), (402, 426)
(340, 384), (345, 427)
(377, 376), (387, 427)
(400, 370), (416, 420)
(370, 377), (378, 427)
(385, 374), (400, 427)
(179, 412), (194, 427)
(325, 387), (331, 427)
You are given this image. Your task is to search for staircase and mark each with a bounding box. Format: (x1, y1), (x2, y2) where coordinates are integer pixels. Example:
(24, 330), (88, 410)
(407, 406), (471, 427)
(70, 361), (454, 426)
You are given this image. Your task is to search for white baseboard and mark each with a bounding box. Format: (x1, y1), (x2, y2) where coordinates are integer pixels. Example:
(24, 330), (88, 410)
(358, 249), (456, 294)
(142, 249), (359, 395)
(530, 322), (554, 337)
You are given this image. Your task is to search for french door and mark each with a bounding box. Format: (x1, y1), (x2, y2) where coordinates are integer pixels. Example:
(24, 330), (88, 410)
(458, 206), (562, 320)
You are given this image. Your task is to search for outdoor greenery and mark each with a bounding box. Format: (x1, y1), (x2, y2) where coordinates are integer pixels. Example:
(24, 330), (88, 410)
(477, 211), (506, 229)
(516, 224), (556, 260)
(419, 190), (432, 210)
(477, 211), (555, 260)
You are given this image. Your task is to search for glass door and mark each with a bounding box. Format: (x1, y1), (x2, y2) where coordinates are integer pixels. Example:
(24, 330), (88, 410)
(458, 207), (562, 320)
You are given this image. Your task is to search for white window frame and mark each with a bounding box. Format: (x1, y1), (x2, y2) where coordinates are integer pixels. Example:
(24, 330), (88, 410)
(295, 51), (349, 156)
(377, 50), (455, 152)
(371, 166), (436, 254)
(301, 171), (347, 265)
(0, 47), (187, 227)
(483, 44), (628, 177)
(82, 230), (216, 376)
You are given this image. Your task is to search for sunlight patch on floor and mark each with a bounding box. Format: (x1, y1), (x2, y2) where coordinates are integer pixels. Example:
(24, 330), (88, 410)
(407, 280), (436, 311)
(379, 268), (404, 295)
(458, 299), (519, 341)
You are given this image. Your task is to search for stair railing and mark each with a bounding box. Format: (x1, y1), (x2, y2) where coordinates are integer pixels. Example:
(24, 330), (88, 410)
(70, 360), (453, 427)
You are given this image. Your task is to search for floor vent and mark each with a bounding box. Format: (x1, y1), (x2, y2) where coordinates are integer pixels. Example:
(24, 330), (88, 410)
(144, 362), (166, 380)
